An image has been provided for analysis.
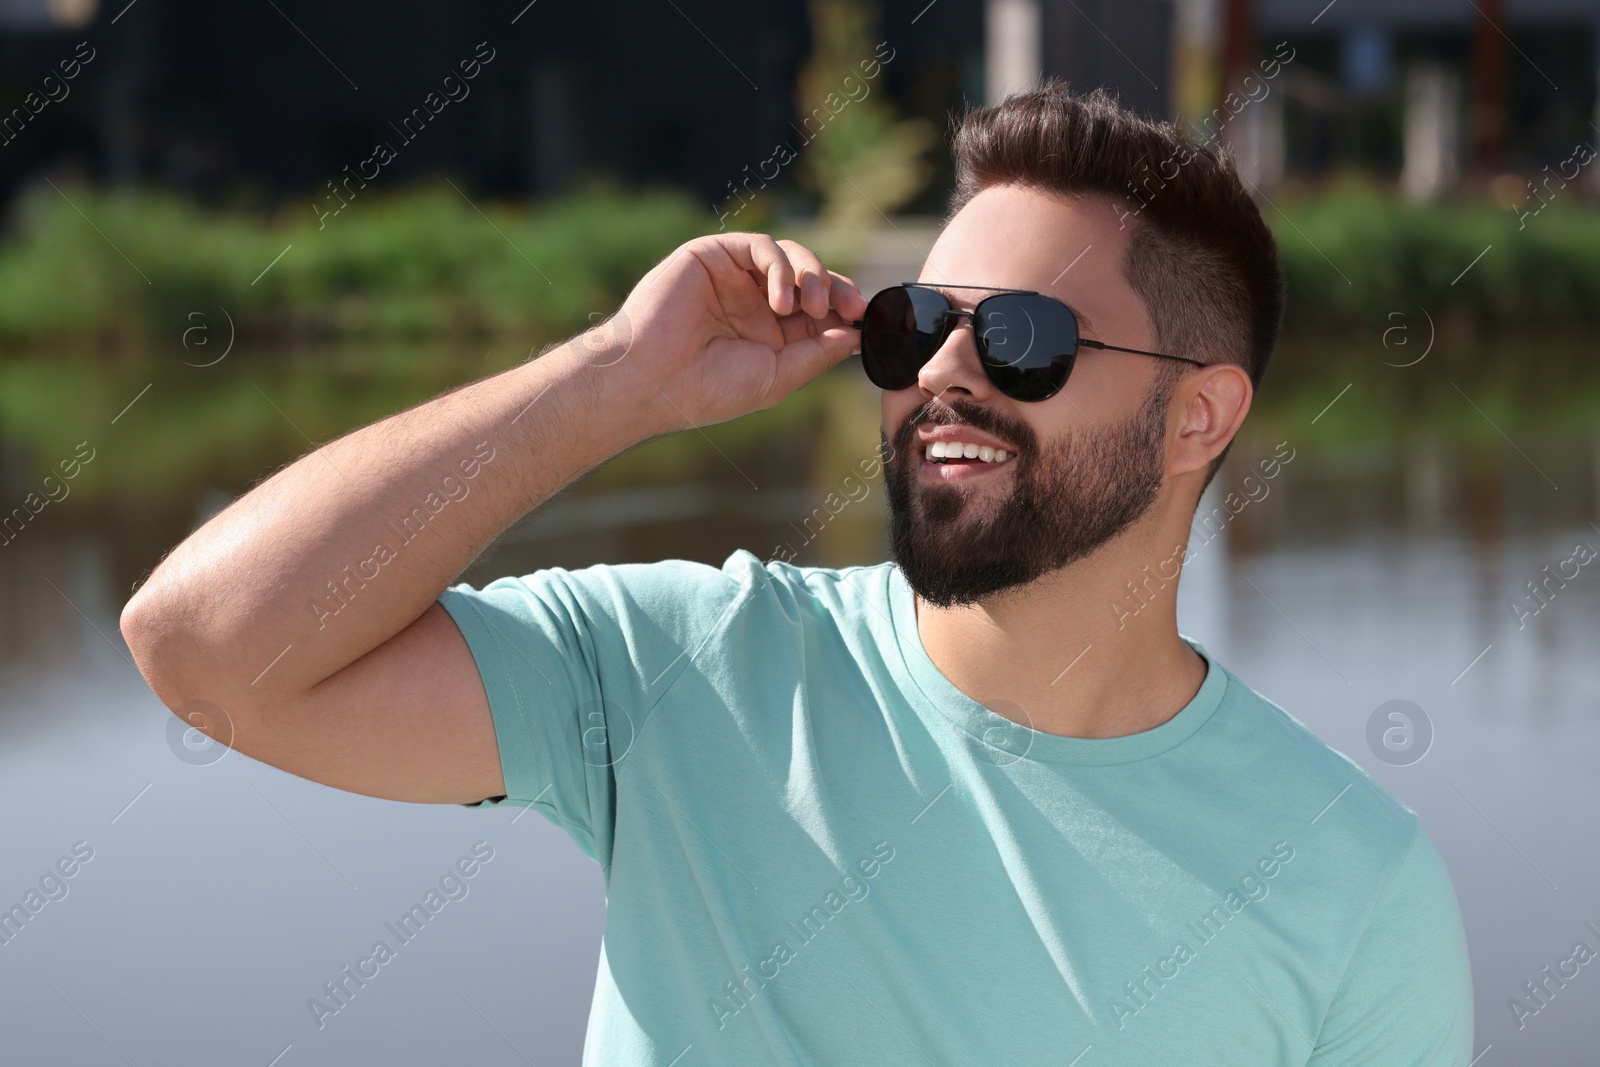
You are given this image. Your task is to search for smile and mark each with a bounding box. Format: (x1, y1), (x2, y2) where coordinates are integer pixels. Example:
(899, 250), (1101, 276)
(923, 441), (1013, 465)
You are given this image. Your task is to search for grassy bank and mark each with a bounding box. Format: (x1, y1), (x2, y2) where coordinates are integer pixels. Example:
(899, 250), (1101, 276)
(1270, 184), (1600, 334)
(0, 177), (709, 349)
(2, 179), (1599, 351)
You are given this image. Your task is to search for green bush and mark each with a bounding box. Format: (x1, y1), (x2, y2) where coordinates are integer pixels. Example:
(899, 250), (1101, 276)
(0, 177), (713, 349)
(1270, 186), (1600, 334)
(2, 177), (1597, 353)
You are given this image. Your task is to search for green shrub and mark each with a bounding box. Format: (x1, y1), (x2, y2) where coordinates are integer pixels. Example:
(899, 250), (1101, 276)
(1270, 186), (1600, 334)
(0, 177), (712, 349)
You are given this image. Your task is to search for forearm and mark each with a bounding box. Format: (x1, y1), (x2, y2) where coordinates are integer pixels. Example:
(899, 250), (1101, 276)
(122, 329), (661, 707)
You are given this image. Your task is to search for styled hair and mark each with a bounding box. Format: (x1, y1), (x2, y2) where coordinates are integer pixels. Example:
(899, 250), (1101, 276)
(944, 80), (1286, 486)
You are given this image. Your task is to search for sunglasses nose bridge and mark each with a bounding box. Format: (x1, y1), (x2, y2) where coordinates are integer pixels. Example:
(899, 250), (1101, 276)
(932, 308), (974, 341)
(916, 307), (971, 356)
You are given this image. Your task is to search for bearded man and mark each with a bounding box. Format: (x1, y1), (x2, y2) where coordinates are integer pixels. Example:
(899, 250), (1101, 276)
(123, 82), (1473, 1065)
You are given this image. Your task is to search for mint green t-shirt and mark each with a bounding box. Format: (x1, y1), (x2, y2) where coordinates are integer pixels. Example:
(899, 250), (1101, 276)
(438, 548), (1473, 1066)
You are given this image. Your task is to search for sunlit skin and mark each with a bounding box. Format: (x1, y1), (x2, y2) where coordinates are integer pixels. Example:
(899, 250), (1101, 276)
(880, 183), (1254, 740)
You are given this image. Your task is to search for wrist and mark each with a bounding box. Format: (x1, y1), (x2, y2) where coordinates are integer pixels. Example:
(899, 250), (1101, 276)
(538, 320), (671, 442)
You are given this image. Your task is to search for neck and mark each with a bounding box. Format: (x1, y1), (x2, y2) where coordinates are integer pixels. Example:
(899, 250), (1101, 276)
(911, 518), (1207, 740)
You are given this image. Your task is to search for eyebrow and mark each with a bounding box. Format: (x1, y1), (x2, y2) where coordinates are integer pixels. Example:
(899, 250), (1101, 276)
(1059, 299), (1097, 336)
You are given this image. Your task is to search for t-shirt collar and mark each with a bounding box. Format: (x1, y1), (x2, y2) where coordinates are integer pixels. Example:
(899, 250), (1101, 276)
(882, 562), (1227, 766)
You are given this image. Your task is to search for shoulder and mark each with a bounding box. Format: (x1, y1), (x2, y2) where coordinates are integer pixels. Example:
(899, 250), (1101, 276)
(754, 552), (899, 619)
(451, 551), (755, 627)
(1192, 654), (1431, 897)
(444, 549), (896, 649)
(1195, 658), (1471, 1050)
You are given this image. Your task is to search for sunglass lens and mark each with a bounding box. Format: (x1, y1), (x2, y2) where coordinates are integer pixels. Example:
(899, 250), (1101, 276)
(977, 294), (1079, 401)
(861, 286), (950, 390)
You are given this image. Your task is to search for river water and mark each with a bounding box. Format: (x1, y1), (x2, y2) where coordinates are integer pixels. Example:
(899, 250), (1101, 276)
(1, 363), (1596, 1064)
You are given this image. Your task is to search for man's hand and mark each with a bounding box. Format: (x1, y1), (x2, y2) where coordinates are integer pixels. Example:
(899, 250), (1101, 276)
(611, 233), (868, 432)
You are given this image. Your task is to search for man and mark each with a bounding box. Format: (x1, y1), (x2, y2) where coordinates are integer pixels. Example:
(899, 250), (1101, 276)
(122, 83), (1473, 1064)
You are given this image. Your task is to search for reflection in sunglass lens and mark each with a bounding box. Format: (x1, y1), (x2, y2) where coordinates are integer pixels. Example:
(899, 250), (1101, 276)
(976, 294), (1079, 402)
(862, 286), (954, 390)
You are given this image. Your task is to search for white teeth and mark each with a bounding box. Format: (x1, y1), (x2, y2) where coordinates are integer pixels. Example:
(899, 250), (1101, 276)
(923, 442), (1014, 464)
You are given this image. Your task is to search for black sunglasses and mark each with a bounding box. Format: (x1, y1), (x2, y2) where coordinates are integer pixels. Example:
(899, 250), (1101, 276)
(849, 283), (1204, 402)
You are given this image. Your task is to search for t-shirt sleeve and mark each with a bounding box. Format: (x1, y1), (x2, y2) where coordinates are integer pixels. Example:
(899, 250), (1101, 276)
(1307, 823), (1475, 1066)
(435, 554), (753, 871)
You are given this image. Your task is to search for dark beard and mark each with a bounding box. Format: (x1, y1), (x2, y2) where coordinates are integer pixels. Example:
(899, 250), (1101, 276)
(883, 379), (1173, 608)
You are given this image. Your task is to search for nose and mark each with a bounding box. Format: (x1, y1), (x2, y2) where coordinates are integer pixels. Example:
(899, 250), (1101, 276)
(915, 311), (997, 403)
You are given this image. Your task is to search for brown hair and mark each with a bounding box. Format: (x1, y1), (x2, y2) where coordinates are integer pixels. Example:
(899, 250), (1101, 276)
(945, 80), (1286, 486)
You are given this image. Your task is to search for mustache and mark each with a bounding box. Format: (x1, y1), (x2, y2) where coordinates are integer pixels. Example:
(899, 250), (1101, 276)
(896, 396), (1034, 454)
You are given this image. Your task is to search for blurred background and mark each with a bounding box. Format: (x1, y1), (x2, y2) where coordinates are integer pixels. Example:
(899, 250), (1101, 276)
(1, 0), (1597, 1062)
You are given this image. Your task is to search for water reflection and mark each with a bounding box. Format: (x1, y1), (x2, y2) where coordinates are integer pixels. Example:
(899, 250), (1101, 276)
(1, 353), (1597, 1063)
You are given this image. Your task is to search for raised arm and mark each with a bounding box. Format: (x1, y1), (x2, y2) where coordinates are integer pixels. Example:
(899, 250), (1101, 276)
(119, 234), (867, 803)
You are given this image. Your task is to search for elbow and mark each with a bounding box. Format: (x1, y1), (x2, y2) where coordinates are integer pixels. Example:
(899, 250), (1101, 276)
(121, 589), (248, 756)
(121, 583), (209, 713)
(120, 586), (187, 713)
(118, 581), (156, 657)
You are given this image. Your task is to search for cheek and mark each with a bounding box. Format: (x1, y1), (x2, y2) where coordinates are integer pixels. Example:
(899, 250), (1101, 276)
(1064, 356), (1156, 415)
(883, 395), (919, 445)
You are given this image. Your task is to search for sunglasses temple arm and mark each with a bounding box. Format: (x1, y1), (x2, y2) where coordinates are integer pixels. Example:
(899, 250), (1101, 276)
(1077, 338), (1205, 367)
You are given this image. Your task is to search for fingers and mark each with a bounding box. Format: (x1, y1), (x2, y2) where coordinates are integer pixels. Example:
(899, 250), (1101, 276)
(775, 239), (868, 322)
(705, 233), (866, 322)
(774, 239), (832, 320)
(757, 235), (799, 316)
(702, 233), (797, 315)
(827, 270), (869, 321)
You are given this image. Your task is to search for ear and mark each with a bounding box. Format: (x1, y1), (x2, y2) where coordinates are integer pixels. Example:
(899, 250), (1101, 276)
(1169, 363), (1252, 477)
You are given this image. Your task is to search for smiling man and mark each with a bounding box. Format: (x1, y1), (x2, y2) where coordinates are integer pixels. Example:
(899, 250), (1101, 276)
(121, 82), (1473, 1064)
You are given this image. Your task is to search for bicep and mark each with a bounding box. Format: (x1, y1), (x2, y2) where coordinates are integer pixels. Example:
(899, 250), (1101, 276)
(237, 601), (507, 805)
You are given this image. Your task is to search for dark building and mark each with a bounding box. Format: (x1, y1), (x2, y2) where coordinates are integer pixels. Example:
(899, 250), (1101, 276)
(0, 0), (1002, 216)
(1042, 0), (1174, 120)
(1259, 0), (1600, 181)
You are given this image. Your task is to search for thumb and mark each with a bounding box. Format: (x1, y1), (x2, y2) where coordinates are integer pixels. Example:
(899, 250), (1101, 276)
(768, 326), (860, 400)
